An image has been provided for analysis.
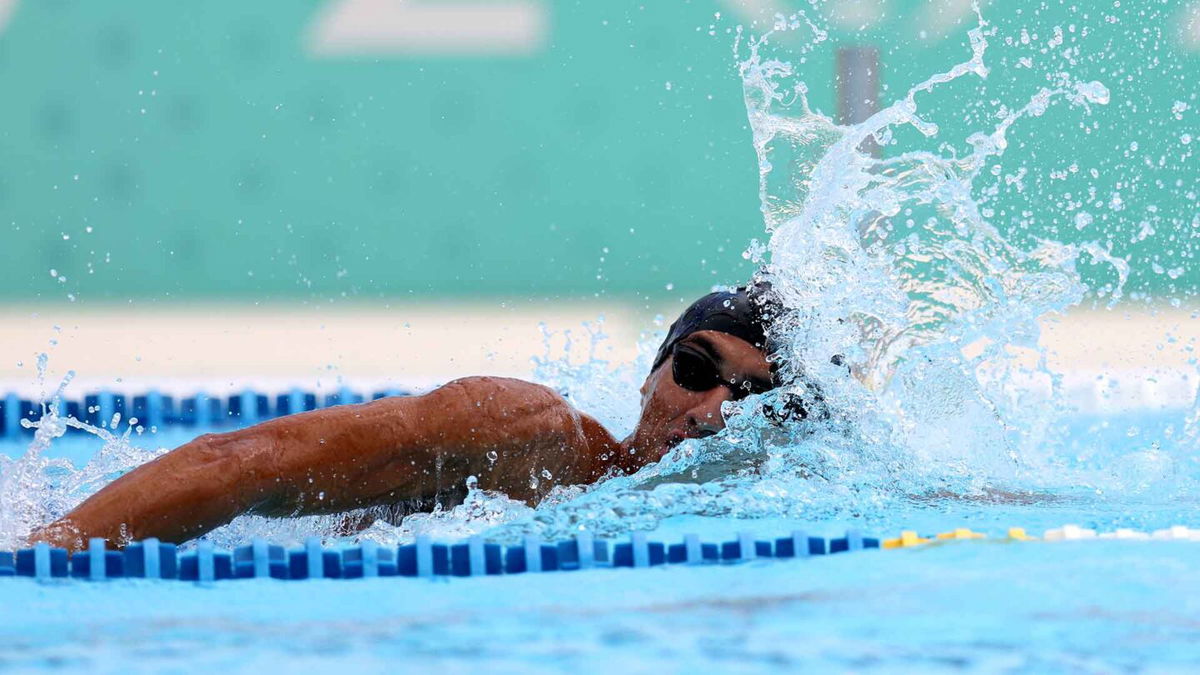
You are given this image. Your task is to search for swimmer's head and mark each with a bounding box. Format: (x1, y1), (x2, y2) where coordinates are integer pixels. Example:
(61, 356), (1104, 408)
(650, 282), (780, 372)
(622, 283), (783, 464)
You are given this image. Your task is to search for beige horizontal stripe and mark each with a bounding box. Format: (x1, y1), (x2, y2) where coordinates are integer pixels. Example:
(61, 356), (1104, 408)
(0, 303), (1195, 407)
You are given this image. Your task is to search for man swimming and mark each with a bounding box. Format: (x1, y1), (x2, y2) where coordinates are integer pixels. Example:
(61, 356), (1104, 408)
(32, 285), (787, 550)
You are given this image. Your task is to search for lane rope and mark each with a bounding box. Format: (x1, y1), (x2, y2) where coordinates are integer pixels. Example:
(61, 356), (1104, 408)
(1, 388), (408, 439)
(3, 525), (1198, 583)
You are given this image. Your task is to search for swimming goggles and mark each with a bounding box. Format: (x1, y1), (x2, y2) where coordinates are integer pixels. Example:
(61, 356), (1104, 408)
(670, 341), (774, 401)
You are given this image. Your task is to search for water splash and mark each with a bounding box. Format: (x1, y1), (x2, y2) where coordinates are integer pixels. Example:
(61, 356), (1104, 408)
(530, 316), (647, 437)
(740, 9), (1121, 473)
(0, 367), (170, 549)
(471, 8), (1150, 542)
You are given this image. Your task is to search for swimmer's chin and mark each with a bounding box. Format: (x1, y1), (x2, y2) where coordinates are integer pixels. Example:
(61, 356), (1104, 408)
(660, 428), (704, 455)
(617, 439), (674, 469)
(621, 429), (703, 469)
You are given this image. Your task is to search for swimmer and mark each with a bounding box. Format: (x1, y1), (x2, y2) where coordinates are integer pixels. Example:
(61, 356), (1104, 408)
(31, 285), (790, 550)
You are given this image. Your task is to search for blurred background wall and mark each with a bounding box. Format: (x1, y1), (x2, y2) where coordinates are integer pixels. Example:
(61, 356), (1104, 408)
(1, 0), (1197, 391)
(3, 0), (1197, 303)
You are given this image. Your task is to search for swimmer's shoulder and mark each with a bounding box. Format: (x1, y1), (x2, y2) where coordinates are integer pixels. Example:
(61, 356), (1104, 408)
(432, 376), (573, 416)
(427, 376), (591, 440)
(432, 376), (619, 481)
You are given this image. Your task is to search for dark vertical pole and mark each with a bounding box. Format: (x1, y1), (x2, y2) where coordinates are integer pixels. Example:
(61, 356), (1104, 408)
(837, 46), (881, 156)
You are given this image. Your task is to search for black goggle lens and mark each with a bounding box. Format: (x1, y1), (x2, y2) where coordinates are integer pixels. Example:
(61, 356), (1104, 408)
(671, 344), (722, 392)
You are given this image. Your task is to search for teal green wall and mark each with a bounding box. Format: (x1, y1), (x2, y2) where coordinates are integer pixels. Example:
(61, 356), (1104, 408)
(1, 1), (1195, 303)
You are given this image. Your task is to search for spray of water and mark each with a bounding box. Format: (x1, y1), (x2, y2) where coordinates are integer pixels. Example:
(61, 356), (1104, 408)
(471, 8), (1146, 542)
(0, 361), (174, 548)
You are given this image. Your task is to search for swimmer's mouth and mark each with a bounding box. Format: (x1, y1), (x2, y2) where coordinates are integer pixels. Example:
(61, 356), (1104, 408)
(666, 427), (717, 448)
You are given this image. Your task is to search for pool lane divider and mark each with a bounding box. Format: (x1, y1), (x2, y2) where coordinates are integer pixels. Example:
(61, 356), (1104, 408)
(1, 530), (871, 582)
(5, 525), (1200, 583)
(0, 388), (389, 439)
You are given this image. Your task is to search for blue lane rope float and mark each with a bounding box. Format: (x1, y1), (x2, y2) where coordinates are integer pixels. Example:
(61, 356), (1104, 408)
(3, 525), (1198, 584)
(1, 530), (871, 582)
(0, 387), (409, 439)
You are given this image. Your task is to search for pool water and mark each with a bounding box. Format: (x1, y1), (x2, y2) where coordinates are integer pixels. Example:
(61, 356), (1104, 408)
(4, 406), (1200, 672)
(4, 538), (1199, 672)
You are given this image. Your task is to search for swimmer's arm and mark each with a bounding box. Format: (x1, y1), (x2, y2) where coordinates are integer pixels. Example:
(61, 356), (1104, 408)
(30, 377), (604, 550)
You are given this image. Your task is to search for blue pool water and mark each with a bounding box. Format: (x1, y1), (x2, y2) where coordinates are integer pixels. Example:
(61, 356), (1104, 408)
(5, 539), (1200, 672)
(4, 407), (1200, 672)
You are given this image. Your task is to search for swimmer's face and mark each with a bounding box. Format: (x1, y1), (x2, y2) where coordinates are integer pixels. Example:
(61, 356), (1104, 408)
(625, 330), (774, 466)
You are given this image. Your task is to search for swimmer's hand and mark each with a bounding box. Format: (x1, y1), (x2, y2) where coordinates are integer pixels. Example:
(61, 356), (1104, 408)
(29, 377), (613, 551)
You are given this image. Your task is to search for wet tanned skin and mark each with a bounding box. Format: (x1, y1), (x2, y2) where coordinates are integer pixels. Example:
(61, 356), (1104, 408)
(30, 330), (772, 551)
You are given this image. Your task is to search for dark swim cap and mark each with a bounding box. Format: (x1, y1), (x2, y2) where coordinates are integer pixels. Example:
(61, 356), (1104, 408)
(652, 283), (781, 371)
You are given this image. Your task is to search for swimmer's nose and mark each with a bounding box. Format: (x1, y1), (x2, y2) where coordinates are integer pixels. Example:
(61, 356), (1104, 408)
(687, 386), (733, 438)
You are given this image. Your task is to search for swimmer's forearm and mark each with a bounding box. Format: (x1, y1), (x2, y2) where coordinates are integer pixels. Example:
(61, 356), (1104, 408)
(31, 431), (265, 548)
(33, 378), (592, 549)
(33, 396), (444, 548)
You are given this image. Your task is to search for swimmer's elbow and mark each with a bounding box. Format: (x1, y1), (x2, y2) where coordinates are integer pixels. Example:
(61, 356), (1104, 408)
(186, 430), (262, 465)
(173, 428), (276, 501)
